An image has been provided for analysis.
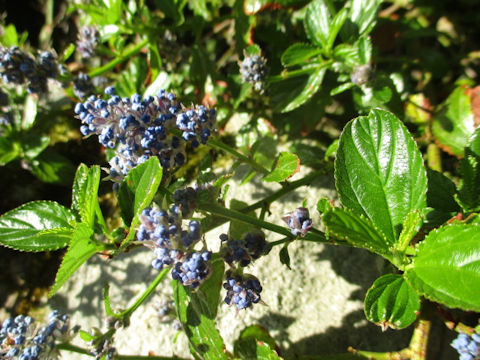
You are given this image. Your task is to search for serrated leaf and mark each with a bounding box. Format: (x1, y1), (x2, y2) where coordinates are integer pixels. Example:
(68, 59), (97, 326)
(396, 210), (422, 253)
(405, 223), (480, 311)
(432, 87), (476, 157)
(304, 0), (331, 49)
(364, 274), (420, 329)
(118, 156), (163, 227)
(72, 164), (101, 225)
(335, 109), (427, 244)
(458, 129), (480, 211)
(263, 152), (300, 182)
(281, 43), (321, 67)
(0, 201), (74, 252)
(173, 257), (227, 360)
(322, 208), (392, 260)
(327, 7), (348, 51)
(49, 223), (100, 297)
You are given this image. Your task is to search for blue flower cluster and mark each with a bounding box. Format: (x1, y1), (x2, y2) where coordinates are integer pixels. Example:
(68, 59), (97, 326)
(451, 332), (480, 360)
(220, 232), (266, 267)
(76, 26), (100, 60)
(239, 53), (268, 94)
(0, 311), (71, 359)
(0, 46), (59, 94)
(172, 187), (198, 218)
(223, 271), (263, 310)
(282, 207), (313, 237)
(73, 73), (94, 99)
(219, 231), (266, 310)
(74, 87), (216, 180)
(137, 204), (212, 288)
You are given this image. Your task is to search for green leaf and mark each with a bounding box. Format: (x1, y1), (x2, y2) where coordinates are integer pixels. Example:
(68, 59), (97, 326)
(357, 36), (372, 65)
(50, 223), (101, 296)
(330, 82), (355, 96)
(457, 129), (480, 212)
(20, 134), (50, 159)
(30, 150), (76, 186)
(173, 257), (227, 360)
(342, 0), (382, 40)
(335, 109), (427, 244)
(279, 244), (291, 269)
(322, 208), (392, 260)
(234, 325), (278, 360)
(61, 43), (76, 62)
(256, 342), (283, 360)
(0, 137), (20, 165)
(71, 164), (101, 226)
(0, 24), (19, 46)
(405, 223), (480, 311)
(432, 87), (476, 157)
(304, 0), (331, 49)
(22, 94), (37, 130)
(243, 0), (304, 15)
(327, 7), (348, 51)
(276, 67), (327, 113)
(396, 210), (422, 253)
(263, 152), (300, 182)
(281, 43), (321, 68)
(118, 156), (163, 227)
(364, 274), (420, 329)
(426, 169), (461, 213)
(0, 201), (74, 252)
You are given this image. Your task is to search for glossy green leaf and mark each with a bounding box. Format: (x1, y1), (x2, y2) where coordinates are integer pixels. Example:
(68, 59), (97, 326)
(342, 0), (382, 40)
(173, 257), (227, 360)
(30, 150), (76, 186)
(458, 129), (480, 212)
(357, 36), (372, 65)
(0, 201), (74, 252)
(431, 87), (476, 157)
(263, 152), (300, 182)
(327, 7), (348, 51)
(280, 67), (326, 113)
(322, 208), (391, 260)
(304, 0), (331, 49)
(71, 164), (101, 226)
(256, 342), (283, 360)
(281, 43), (321, 67)
(335, 109), (427, 244)
(49, 223), (100, 297)
(118, 156), (163, 227)
(61, 43), (76, 62)
(405, 223), (480, 311)
(330, 82), (355, 96)
(364, 274), (420, 329)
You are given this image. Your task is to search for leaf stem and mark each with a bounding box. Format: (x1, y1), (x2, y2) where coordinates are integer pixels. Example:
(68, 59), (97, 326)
(88, 38), (149, 77)
(115, 267), (169, 321)
(268, 61), (333, 83)
(207, 139), (269, 175)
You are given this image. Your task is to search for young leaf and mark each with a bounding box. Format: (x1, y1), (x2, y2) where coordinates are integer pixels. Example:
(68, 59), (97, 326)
(0, 201), (74, 252)
(262, 152), (300, 182)
(322, 208), (392, 260)
(49, 223), (101, 297)
(118, 157), (163, 227)
(234, 325), (278, 360)
(304, 0), (331, 49)
(364, 274), (420, 330)
(281, 43), (321, 68)
(71, 164), (101, 226)
(396, 210), (422, 253)
(173, 257), (227, 360)
(457, 129), (480, 212)
(431, 87), (476, 157)
(335, 109), (427, 244)
(405, 223), (480, 311)
(327, 7), (348, 51)
(281, 67), (327, 113)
